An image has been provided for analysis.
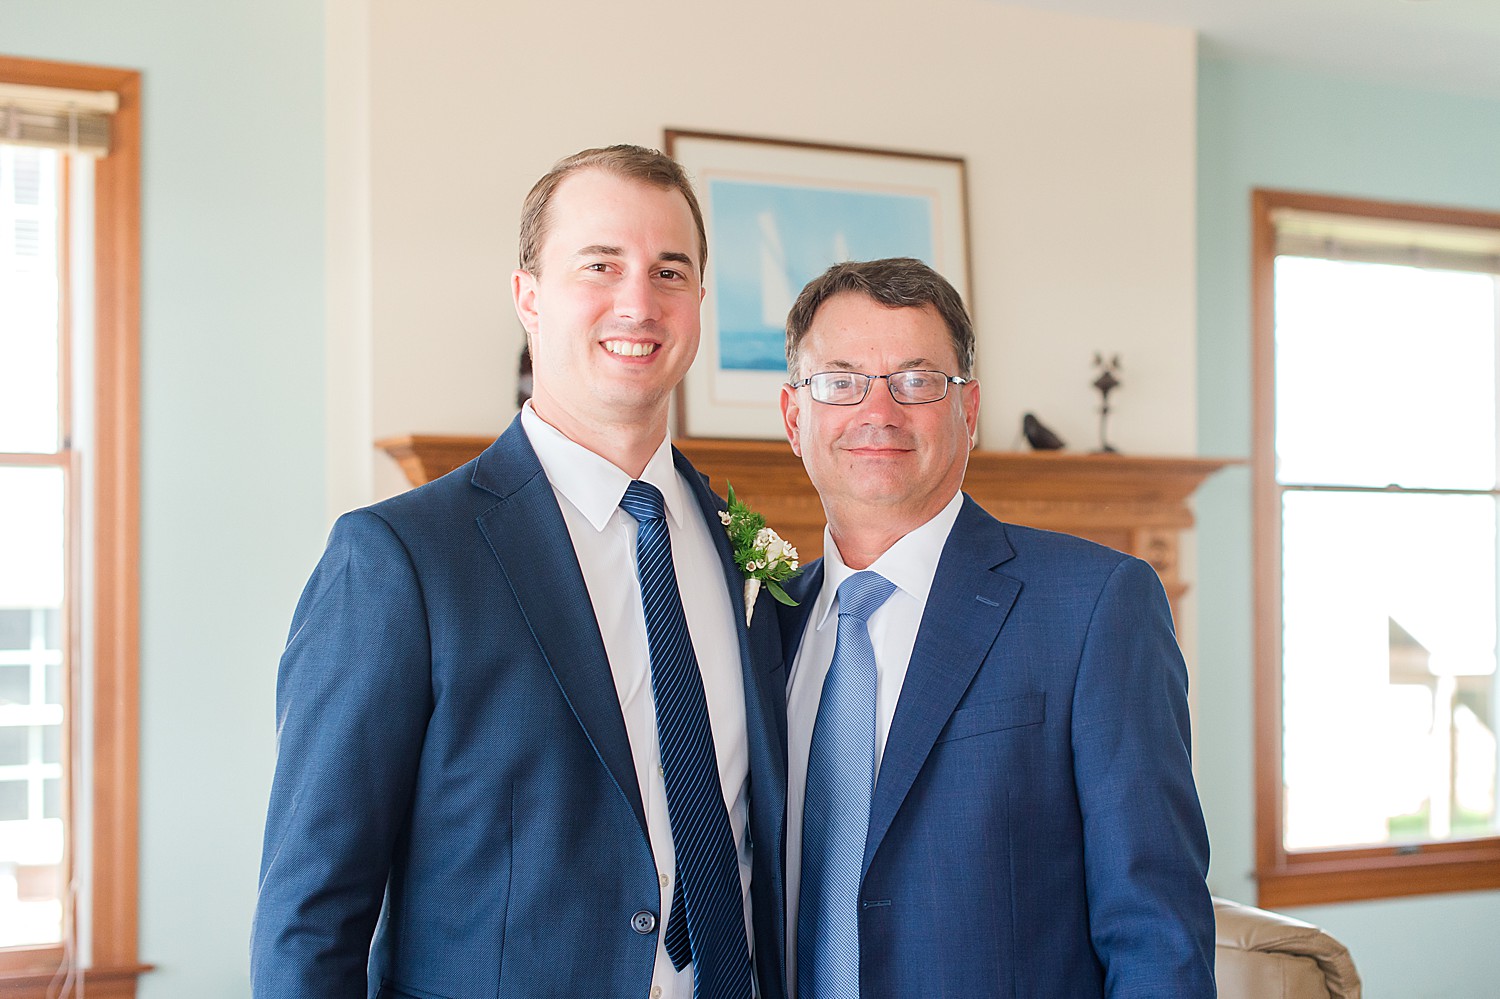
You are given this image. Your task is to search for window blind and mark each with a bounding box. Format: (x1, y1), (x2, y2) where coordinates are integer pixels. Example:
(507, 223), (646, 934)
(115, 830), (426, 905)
(1273, 206), (1500, 276)
(0, 82), (118, 156)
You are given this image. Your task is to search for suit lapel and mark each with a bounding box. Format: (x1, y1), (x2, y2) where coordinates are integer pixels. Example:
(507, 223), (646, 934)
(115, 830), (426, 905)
(474, 417), (647, 836)
(779, 561), (824, 674)
(673, 447), (789, 810)
(674, 450), (790, 993)
(863, 496), (1021, 874)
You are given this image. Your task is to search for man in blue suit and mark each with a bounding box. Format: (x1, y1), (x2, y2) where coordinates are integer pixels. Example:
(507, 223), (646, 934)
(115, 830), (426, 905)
(777, 258), (1214, 998)
(252, 146), (787, 999)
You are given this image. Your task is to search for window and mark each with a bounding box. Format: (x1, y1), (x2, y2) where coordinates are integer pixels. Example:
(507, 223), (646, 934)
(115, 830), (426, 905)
(1254, 189), (1500, 906)
(0, 56), (142, 996)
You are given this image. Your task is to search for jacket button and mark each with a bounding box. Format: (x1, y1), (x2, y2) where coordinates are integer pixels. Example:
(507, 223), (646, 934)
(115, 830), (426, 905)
(631, 910), (657, 934)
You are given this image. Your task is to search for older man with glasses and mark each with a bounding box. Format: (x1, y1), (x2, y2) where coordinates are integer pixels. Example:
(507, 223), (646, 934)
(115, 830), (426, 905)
(776, 257), (1216, 999)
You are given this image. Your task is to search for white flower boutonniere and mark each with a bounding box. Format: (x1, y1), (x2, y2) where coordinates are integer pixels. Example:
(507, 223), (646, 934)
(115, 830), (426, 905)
(719, 482), (801, 626)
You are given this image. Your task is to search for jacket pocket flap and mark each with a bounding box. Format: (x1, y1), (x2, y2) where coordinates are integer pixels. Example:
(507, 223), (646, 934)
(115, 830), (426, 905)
(937, 691), (1045, 743)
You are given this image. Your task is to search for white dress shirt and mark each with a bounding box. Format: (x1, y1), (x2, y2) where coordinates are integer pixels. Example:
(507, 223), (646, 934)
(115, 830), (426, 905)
(521, 404), (752, 999)
(784, 490), (964, 990)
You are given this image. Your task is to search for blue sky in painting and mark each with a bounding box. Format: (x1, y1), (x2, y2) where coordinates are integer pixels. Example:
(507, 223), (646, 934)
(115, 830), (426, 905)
(710, 178), (935, 370)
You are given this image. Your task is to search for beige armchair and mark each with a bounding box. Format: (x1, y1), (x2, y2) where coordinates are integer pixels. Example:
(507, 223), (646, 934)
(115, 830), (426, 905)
(1214, 896), (1362, 999)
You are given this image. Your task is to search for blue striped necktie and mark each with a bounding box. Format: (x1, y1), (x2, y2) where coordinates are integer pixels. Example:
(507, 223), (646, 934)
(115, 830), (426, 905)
(620, 479), (752, 999)
(799, 570), (897, 999)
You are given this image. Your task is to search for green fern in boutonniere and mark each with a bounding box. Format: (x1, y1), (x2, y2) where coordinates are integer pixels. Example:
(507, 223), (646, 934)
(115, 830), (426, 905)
(718, 483), (801, 625)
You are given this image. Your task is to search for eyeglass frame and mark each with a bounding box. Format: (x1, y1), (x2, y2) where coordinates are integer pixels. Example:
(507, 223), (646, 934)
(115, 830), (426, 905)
(787, 368), (972, 406)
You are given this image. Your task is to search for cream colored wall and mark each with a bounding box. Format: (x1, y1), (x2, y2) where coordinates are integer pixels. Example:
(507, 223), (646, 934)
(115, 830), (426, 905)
(328, 0), (1198, 503)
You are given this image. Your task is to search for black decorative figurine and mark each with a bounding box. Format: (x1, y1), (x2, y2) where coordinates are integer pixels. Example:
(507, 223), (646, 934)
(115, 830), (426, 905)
(1022, 412), (1066, 451)
(1092, 353), (1121, 453)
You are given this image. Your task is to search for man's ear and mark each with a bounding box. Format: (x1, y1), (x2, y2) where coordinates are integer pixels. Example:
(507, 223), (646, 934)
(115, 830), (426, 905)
(780, 382), (802, 457)
(962, 378), (981, 449)
(512, 269), (540, 335)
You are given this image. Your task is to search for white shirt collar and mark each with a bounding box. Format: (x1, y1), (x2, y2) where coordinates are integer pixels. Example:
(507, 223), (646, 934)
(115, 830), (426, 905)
(812, 490), (965, 630)
(520, 401), (689, 532)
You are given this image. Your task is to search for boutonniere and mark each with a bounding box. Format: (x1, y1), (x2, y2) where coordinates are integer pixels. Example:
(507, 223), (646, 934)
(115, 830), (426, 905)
(718, 483), (801, 626)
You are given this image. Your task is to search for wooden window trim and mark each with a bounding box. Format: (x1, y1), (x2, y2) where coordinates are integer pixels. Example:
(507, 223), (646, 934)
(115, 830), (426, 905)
(1252, 188), (1500, 908)
(0, 55), (144, 994)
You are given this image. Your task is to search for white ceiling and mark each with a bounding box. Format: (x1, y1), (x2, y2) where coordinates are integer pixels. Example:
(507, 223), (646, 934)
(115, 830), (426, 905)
(990, 0), (1500, 101)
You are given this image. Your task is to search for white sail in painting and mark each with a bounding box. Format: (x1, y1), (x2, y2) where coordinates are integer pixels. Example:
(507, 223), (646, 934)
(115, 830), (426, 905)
(832, 230), (851, 263)
(758, 211), (794, 327)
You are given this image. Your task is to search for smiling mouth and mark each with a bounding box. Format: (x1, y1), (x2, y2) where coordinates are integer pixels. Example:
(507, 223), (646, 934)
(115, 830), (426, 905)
(602, 340), (659, 357)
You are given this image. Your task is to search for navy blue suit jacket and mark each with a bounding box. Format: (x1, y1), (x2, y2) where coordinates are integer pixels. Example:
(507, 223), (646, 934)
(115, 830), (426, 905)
(252, 416), (788, 999)
(781, 495), (1214, 998)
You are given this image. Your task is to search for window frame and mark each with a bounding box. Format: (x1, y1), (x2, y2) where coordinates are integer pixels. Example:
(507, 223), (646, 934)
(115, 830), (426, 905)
(0, 55), (144, 995)
(1252, 187), (1500, 907)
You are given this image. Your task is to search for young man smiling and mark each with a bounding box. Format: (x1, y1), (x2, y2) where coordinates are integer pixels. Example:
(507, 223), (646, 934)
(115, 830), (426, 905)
(253, 146), (787, 999)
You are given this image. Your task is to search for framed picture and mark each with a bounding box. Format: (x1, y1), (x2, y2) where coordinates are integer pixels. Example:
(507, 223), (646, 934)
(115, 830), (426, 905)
(666, 129), (971, 440)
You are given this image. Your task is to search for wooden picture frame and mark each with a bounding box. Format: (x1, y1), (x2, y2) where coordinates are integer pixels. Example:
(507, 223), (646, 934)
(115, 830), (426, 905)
(666, 129), (971, 440)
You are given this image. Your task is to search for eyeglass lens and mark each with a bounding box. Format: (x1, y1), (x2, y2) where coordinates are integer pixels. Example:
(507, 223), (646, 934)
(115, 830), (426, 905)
(808, 370), (953, 405)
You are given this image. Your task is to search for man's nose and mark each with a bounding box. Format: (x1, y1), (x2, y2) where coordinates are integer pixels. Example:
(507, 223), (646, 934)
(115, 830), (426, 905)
(613, 270), (662, 323)
(854, 375), (902, 423)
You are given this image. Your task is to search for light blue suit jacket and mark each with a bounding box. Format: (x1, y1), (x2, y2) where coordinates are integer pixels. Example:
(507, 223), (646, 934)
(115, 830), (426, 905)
(780, 495), (1214, 998)
(251, 415), (788, 999)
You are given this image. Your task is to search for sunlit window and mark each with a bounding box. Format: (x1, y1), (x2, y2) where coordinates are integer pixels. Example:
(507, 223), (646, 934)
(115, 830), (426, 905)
(1277, 258), (1498, 851)
(1256, 190), (1500, 906)
(0, 144), (67, 948)
(0, 57), (141, 996)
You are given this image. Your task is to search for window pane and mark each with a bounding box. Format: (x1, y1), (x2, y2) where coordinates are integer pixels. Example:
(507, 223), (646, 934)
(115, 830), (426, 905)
(1282, 490), (1499, 850)
(1275, 257), (1498, 490)
(0, 610), (28, 650)
(0, 666), (26, 706)
(0, 467), (64, 610)
(0, 781), (26, 822)
(42, 778), (60, 820)
(0, 728), (26, 767)
(0, 145), (62, 454)
(44, 661), (61, 706)
(0, 470), (66, 948)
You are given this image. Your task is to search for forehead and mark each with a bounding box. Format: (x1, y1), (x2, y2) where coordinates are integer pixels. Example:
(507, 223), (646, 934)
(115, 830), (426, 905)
(803, 292), (957, 367)
(541, 168), (700, 262)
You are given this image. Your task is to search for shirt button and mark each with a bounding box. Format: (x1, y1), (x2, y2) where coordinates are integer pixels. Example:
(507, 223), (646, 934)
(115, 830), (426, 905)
(660, 873), (670, 888)
(631, 910), (657, 934)
(651, 988), (663, 999)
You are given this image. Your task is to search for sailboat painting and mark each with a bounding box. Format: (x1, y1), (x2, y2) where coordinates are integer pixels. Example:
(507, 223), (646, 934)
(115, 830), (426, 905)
(708, 179), (935, 371)
(666, 130), (968, 438)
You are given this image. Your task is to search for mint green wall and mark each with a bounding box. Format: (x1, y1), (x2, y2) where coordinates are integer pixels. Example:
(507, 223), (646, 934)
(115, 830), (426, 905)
(1197, 56), (1500, 996)
(1, 3), (325, 996)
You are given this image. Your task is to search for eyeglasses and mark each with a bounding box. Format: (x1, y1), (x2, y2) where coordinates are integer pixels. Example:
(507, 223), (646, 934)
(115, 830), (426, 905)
(789, 369), (971, 406)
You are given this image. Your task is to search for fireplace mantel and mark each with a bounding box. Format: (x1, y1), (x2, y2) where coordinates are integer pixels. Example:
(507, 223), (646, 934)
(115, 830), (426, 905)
(376, 434), (1236, 618)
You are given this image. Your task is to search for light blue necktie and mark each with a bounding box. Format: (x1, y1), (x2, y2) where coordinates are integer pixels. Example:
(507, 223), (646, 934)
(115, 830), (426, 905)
(620, 479), (753, 999)
(798, 570), (897, 999)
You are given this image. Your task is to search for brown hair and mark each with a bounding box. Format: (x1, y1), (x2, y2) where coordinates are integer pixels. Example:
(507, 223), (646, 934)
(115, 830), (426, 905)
(785, 257), (975, 378)
(517, 144), (707, 276)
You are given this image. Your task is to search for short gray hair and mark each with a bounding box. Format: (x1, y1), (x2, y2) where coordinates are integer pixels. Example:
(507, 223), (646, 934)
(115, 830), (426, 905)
(785, 257), (974, 378)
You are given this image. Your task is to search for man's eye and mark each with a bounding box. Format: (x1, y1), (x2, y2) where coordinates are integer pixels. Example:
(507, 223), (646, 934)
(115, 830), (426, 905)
(828, 376), (856, 391)
(904, 373), (933, 389)
(585, 262), (609, 272)
(657, 268), (685, 280)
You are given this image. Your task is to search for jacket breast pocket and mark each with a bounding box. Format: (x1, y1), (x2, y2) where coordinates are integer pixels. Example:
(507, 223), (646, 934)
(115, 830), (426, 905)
(376, 981), (454, 999)
(936, 691), (1045, 744)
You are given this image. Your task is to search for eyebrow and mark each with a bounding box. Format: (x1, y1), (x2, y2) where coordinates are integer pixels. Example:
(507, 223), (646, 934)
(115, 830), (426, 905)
(573, 245), (698, 275)
(658, 250), (695, 273)
(822, 358), (933, 372)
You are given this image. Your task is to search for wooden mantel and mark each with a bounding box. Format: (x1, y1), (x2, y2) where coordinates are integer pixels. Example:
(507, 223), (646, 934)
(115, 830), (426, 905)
(377, 434), (1236, 617)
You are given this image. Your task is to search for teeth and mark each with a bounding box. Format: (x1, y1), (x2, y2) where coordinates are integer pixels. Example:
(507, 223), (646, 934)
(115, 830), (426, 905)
(603, 340), (658, 357)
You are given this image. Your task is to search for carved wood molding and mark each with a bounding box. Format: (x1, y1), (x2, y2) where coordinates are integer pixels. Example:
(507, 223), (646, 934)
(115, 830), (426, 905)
(375, 434), (1237, 618)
